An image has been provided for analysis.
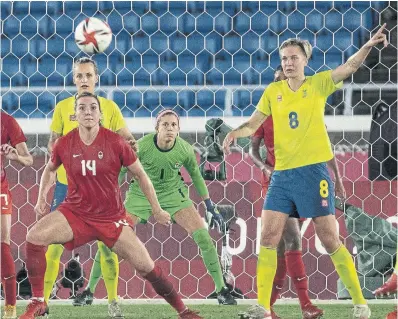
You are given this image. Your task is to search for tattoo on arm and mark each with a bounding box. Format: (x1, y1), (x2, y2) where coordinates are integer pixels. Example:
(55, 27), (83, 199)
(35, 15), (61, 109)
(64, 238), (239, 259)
(347, 58), (361, 70)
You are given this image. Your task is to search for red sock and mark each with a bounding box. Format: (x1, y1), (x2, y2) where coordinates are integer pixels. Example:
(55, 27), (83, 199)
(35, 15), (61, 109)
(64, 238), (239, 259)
(144, 265), (186, 314)
(1, 243), (16, 306)
(285, 250), (311, 307)
(25, 242), (46, 298)
(270, 256), (287, 306)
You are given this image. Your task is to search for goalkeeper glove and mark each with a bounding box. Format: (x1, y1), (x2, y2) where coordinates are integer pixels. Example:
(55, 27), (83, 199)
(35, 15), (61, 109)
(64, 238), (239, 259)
(204, 199), (226, 235)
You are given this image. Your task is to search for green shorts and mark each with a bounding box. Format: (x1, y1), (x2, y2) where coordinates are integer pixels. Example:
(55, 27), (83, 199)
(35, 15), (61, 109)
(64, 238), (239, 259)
(124, 186), (193, 223)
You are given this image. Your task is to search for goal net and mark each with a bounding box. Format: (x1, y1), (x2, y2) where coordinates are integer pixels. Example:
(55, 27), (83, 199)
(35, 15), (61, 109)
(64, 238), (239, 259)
(1, 1), (397, 302)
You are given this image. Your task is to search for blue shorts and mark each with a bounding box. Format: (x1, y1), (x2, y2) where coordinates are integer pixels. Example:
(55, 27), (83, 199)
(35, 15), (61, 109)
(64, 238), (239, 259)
(50, 181), (68, 211)
(264, 163), (335, 218)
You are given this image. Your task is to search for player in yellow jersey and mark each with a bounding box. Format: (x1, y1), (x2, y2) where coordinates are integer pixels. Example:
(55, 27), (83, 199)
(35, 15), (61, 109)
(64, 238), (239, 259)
(44, 57), (136, 318)
(223, 24), (389, 319)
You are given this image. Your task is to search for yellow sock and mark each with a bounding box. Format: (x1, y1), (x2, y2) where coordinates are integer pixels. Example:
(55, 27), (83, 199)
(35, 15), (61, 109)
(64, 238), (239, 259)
(257, 246), (277, 310)
(44, 244), (64, 303)
(97, 241), (119, 302)
(330, 245), (366, 305)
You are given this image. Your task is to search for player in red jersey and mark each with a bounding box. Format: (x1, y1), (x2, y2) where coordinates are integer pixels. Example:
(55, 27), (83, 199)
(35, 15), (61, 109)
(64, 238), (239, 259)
(249, 67), (345, 319)
(19, 93), (202, 319)
(1, 111), (33, 319)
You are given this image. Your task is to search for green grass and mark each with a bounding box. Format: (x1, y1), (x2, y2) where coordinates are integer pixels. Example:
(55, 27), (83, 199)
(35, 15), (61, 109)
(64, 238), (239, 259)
(12, 304), (395, 319)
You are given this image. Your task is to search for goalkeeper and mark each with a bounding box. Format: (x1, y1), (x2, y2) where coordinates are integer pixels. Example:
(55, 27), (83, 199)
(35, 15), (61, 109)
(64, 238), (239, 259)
(75, 109), (236, 306)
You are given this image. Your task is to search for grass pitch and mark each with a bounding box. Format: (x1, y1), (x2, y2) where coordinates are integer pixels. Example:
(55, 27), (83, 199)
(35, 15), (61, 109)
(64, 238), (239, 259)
(10, 303), (395, 318)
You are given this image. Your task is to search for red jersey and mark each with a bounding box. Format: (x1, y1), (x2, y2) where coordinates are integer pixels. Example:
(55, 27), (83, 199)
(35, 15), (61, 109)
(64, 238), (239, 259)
(253, 116), (275, 188)
(51, 127), (137, 222)
(1, 112), (27, 192)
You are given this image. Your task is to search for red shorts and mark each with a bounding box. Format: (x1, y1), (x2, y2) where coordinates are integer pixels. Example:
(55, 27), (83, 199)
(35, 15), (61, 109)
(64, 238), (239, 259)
(58, 207), (135, 250)
(261, 184), (306, 222)
(1, 188), (12, 215)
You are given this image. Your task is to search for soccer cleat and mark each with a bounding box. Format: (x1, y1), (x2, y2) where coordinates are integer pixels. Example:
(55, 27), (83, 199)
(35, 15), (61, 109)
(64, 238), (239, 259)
(217, 286), (237, 305)
(271, 307), (281, 319)
(178, 308), (203, 319)
(386, 307), (397, 319)
(72, 288), (94, 306)
(374, 273), (398, 297)
(3, 305), (17, 319)
(108, 299), (124, 318)
(238, 305), (272, 319)
(302, 303), (324, 319)
(352, 304), (371, 319)
(19, 299), (48, 319)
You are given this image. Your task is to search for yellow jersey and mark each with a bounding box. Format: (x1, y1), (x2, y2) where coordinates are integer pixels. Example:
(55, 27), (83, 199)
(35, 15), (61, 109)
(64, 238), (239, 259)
(50, 96), (126, 184)
(256, 70), (342, 170)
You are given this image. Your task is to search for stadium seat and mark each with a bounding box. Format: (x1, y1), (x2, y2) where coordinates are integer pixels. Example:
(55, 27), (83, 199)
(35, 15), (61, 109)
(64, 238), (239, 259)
(288, 11), (305, 33)
(38, 15), (55, 38)
(2, 55), (19, 77)
(178, 90), (195, 109)
(277, 1), (295, 14)
(242, 31), (259, 54)
(242, 1), (260, 14)
(206, 68), (223, 85)
(64, 1), (82, 18)
(39, 54), (55, 77)
(134, 107), (151, 117)
(134, 68), (151, 86)
(113, 91), (125, 108)
(178, 13), (195, 35)
(205, 32), (222, 55)
(343, 9), (362, 32)
(187, 106), (205, 117)
(315, 1), (332, 13)
(108, 11), (123, 34)
(160, 13), (177, 35)
(224, 68), (241, 85)
(38, 92), (56, 113)
(196, 13), (213, 35)
(170, 33), (187, 55)
(12, 1), (29, 19)
(214, 13), (231, 35)
(224, 2), (240, 16)
(55, 14), (74, 38)
(187, 33), (205, 55)
(169, 69), (186, 85)
(187, 68), (204, 85)
(125, 91), (142, 110)
(132, 32), (150, 54)
(187, 1), (204, 16)
(3, 16), (21, 39)
(151, 33), (168, 55)
(205, 1), (222, 17)
(161, 91), (178, 108)
(316, 31), (333, 51)
(46, 1), (63, 16)
(296, 1), (315, 15)
(169, 1), (187, 17)
(206, 106), (224, 117)
(151, 68), (168, 85)
(233, 12), (250, 34)
(260, 1), (277, 15)
(116, 69), (133, 86)
(11, 35), (28, 59)
(306, 10), (323, 33)
(150, 1), (167, 16)
(269, 11), (287, 34)
(260, 32), (278, 53)
(47, 35), (65, 58)
(242, 68), (260, 85)
(197, 51), (212, 72)
(252, 90), (263, 105)
(224, 35), (240, 55)
(325, 10), (342, 32)
(332, 1), (351, 13)
(141, 12), (158, 35)
(10, 72), (28, 87)
(215, 53), (232, 73)
(116, 32), (131, 55)
(251, 12), (269, 35)
(233, 53), (250, 73)
(114, 2), (131, 15)
(23, 62), (38, 78)
(1, 1), (11, 18)
(132, 1), (149, 15)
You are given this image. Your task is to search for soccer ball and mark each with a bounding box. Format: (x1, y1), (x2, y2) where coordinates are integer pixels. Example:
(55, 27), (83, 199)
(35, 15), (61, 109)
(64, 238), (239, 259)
(75, 17), (112, 54)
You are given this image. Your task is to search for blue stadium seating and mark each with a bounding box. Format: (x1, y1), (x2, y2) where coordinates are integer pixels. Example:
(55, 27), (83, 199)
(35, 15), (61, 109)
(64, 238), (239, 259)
(1, 1), (387, 117)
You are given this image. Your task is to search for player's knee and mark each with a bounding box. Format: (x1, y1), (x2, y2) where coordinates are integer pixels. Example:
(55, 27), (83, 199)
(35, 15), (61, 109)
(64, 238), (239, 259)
(318, 234), (341, 254)
(284, 234), (302, 251)
(26, 228), (44, 245)
(260, 229), (280, 248)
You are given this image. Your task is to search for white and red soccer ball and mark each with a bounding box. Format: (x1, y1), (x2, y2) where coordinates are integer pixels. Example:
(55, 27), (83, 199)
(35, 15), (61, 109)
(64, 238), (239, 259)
(75, 17), (112, 54)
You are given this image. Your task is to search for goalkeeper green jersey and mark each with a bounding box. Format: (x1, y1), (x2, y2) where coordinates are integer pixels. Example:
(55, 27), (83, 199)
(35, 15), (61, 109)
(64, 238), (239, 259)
(123, 133), (208, 198)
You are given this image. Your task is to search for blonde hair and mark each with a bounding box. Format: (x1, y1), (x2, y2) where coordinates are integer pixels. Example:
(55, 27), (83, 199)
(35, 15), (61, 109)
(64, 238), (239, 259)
(279, 38), (313, 60)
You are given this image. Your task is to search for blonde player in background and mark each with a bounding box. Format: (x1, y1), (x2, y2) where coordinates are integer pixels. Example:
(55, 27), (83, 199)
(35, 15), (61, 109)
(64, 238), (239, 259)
(224, 24), (388, 319)
(44, 57), (136, 318)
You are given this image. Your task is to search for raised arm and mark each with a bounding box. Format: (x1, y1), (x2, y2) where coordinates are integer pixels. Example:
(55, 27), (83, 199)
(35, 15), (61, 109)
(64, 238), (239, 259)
(331, 23), (388, 84)
(223, 110), (268, 154)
